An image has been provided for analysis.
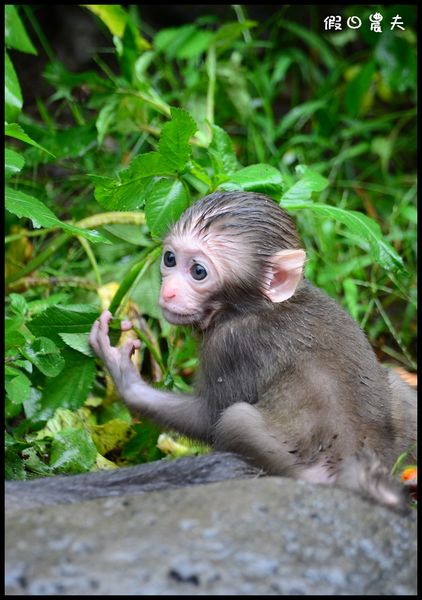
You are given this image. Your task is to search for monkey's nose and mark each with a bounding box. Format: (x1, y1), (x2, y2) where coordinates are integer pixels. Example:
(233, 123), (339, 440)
(162, 288), (177, 301)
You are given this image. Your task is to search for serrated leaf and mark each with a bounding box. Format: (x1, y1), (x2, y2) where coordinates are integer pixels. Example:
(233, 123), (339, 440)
(286, 202), (403, 272)
(145, 178), (190, 239)
(9, 293), (28, 316)
(26, 293), (69, 315)
(209, 124), (238, 175)
(5, 6), (37, 54)
(92, 152), (171, 210)
(38, 348), (96, 420)
(158, 108), (197, 172)
(5, 122), (55, 156)
(221, 164), (283, 198)
(5, 186), (109, 243)
(21, 337), (65, 377)
(59, 333), (94, 357)
(280, 168), (329, 205)
(5, 52), (22, 122)
(91, 419), (132, 455)
(5, 148), (25, 179)
(50, 428), (97, 473)
(6, 371), (31, 408)
(5, 317), (26, 351)
(27, 306), (99, 346)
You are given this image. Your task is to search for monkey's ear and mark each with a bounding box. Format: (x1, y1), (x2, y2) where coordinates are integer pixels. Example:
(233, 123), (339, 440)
(266, 249), (306, 303)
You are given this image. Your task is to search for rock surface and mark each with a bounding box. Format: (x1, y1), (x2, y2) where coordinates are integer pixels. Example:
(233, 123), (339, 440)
(5, 464), (417, 595)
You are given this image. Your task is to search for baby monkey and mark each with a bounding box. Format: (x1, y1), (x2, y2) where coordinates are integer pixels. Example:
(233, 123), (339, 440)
(90, 191), (416, 512)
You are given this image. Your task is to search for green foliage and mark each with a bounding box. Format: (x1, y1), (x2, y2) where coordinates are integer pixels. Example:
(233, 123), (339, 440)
(5, 5), (416, 480)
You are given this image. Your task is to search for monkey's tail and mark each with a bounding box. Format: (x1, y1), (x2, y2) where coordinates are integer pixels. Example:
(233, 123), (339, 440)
(335, 449), (410, 514)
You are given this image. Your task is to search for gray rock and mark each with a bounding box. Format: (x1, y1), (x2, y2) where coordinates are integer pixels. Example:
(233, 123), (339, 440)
(5, 452), (259, 510)
(5, 473), (416, 595)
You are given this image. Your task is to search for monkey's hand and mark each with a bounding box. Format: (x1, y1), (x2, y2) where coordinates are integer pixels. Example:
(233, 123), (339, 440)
(89, 310), (142, 397)
(89, 311), (207, 439)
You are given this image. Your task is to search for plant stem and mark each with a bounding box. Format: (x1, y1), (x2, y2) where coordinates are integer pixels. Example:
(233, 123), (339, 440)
(206, 45), (216, 127)
(132, 325), (165, 376)
(77, 236), (101, 286)
(22, 5), (55, 62)
(109, 245), (162, 315)
(5, 233), (70, 285)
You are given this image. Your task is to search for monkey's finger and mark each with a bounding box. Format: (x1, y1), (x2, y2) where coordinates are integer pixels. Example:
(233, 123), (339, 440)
(121, 319), (133, 331)
(89, 318), (101, 352)
(120, 338), (141, 362)
(94, 310), (115, 356)
(99, 310), (113, 333)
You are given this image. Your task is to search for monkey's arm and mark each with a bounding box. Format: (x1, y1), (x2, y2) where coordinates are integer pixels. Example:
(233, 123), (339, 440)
(89, 311), (210, 441)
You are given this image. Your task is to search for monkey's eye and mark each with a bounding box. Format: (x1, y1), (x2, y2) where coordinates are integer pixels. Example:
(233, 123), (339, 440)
(190, 263), (207, 281)
(163, 251), (176, 267)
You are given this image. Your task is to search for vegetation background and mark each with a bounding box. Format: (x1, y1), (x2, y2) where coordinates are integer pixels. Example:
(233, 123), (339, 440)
(5, 5), (417, 480)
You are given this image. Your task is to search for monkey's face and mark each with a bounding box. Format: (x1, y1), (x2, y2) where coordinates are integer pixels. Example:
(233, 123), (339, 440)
(159, 236), (224, 329)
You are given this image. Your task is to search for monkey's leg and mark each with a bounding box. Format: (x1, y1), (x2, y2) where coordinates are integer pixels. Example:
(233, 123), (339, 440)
(213, 402), (309, 477)
(336, 449), (409, 513)
(214, 403), (410, 512)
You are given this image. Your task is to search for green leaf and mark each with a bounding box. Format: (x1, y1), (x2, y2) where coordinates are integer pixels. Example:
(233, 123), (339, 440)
(5, 122), (55, 156)
(6, 371), (31, 409)
(39, 348), (96, 420)
(158, 108), (197, 172)
(5, 186), (109, 244)
(96, 97), (118, 144)
(213, 21), (257, 54)
(5, 6), (37, 53)
(375, 32), (416, 93)
(5, 52), (23, 121)
(371, 137), (393, 172)
(176, 29), (215, 59)
(5, 446), (27, 480)
(26, 293), (69, 315)
(58, 333), (94, 357)
(21, 338), (65, 377)
(5, 317), (26, 351)
(93, 152), (171, 210)
(5, 148), (25, 179)
(50, 428), (97, 474)
(286, 202), (403, 271)
(280, 168), (329, 205)
(342, 278), (359, 321)
(155, 24), (215, 59)
(145, 178), (190, 239)
(9, 293), (28, 317)
(280, 20), (336, 68)
(221, 164), (283, 198)
(276, 99), (326, 139)
(83, 4), (150, 50)
(131, 258), (162, 319)
(345, 61), (376, 118)
(91, 419), (132, 455)
(27, 306), (99, 347)
(83, 4), (127, 37)
(209, 124), (238, 175)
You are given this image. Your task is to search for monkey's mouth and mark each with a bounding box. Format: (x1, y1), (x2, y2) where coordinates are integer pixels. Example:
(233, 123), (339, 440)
(161, 308), (200, 326)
